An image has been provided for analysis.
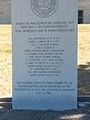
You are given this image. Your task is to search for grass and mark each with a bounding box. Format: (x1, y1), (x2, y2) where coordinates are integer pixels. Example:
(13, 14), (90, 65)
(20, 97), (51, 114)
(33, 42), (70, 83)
(0, 24), (90, 97)
(78, 25), (90, 65)
(0, 25), (12, 97)
(78, 25), (90, 95)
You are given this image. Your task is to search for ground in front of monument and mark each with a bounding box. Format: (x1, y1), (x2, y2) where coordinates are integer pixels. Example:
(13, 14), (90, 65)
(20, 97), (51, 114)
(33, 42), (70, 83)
(0, 97), (90, 120)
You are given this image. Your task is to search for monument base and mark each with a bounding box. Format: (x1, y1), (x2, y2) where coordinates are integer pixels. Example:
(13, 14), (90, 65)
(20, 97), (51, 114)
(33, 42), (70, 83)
(0, 97), (90, 120)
